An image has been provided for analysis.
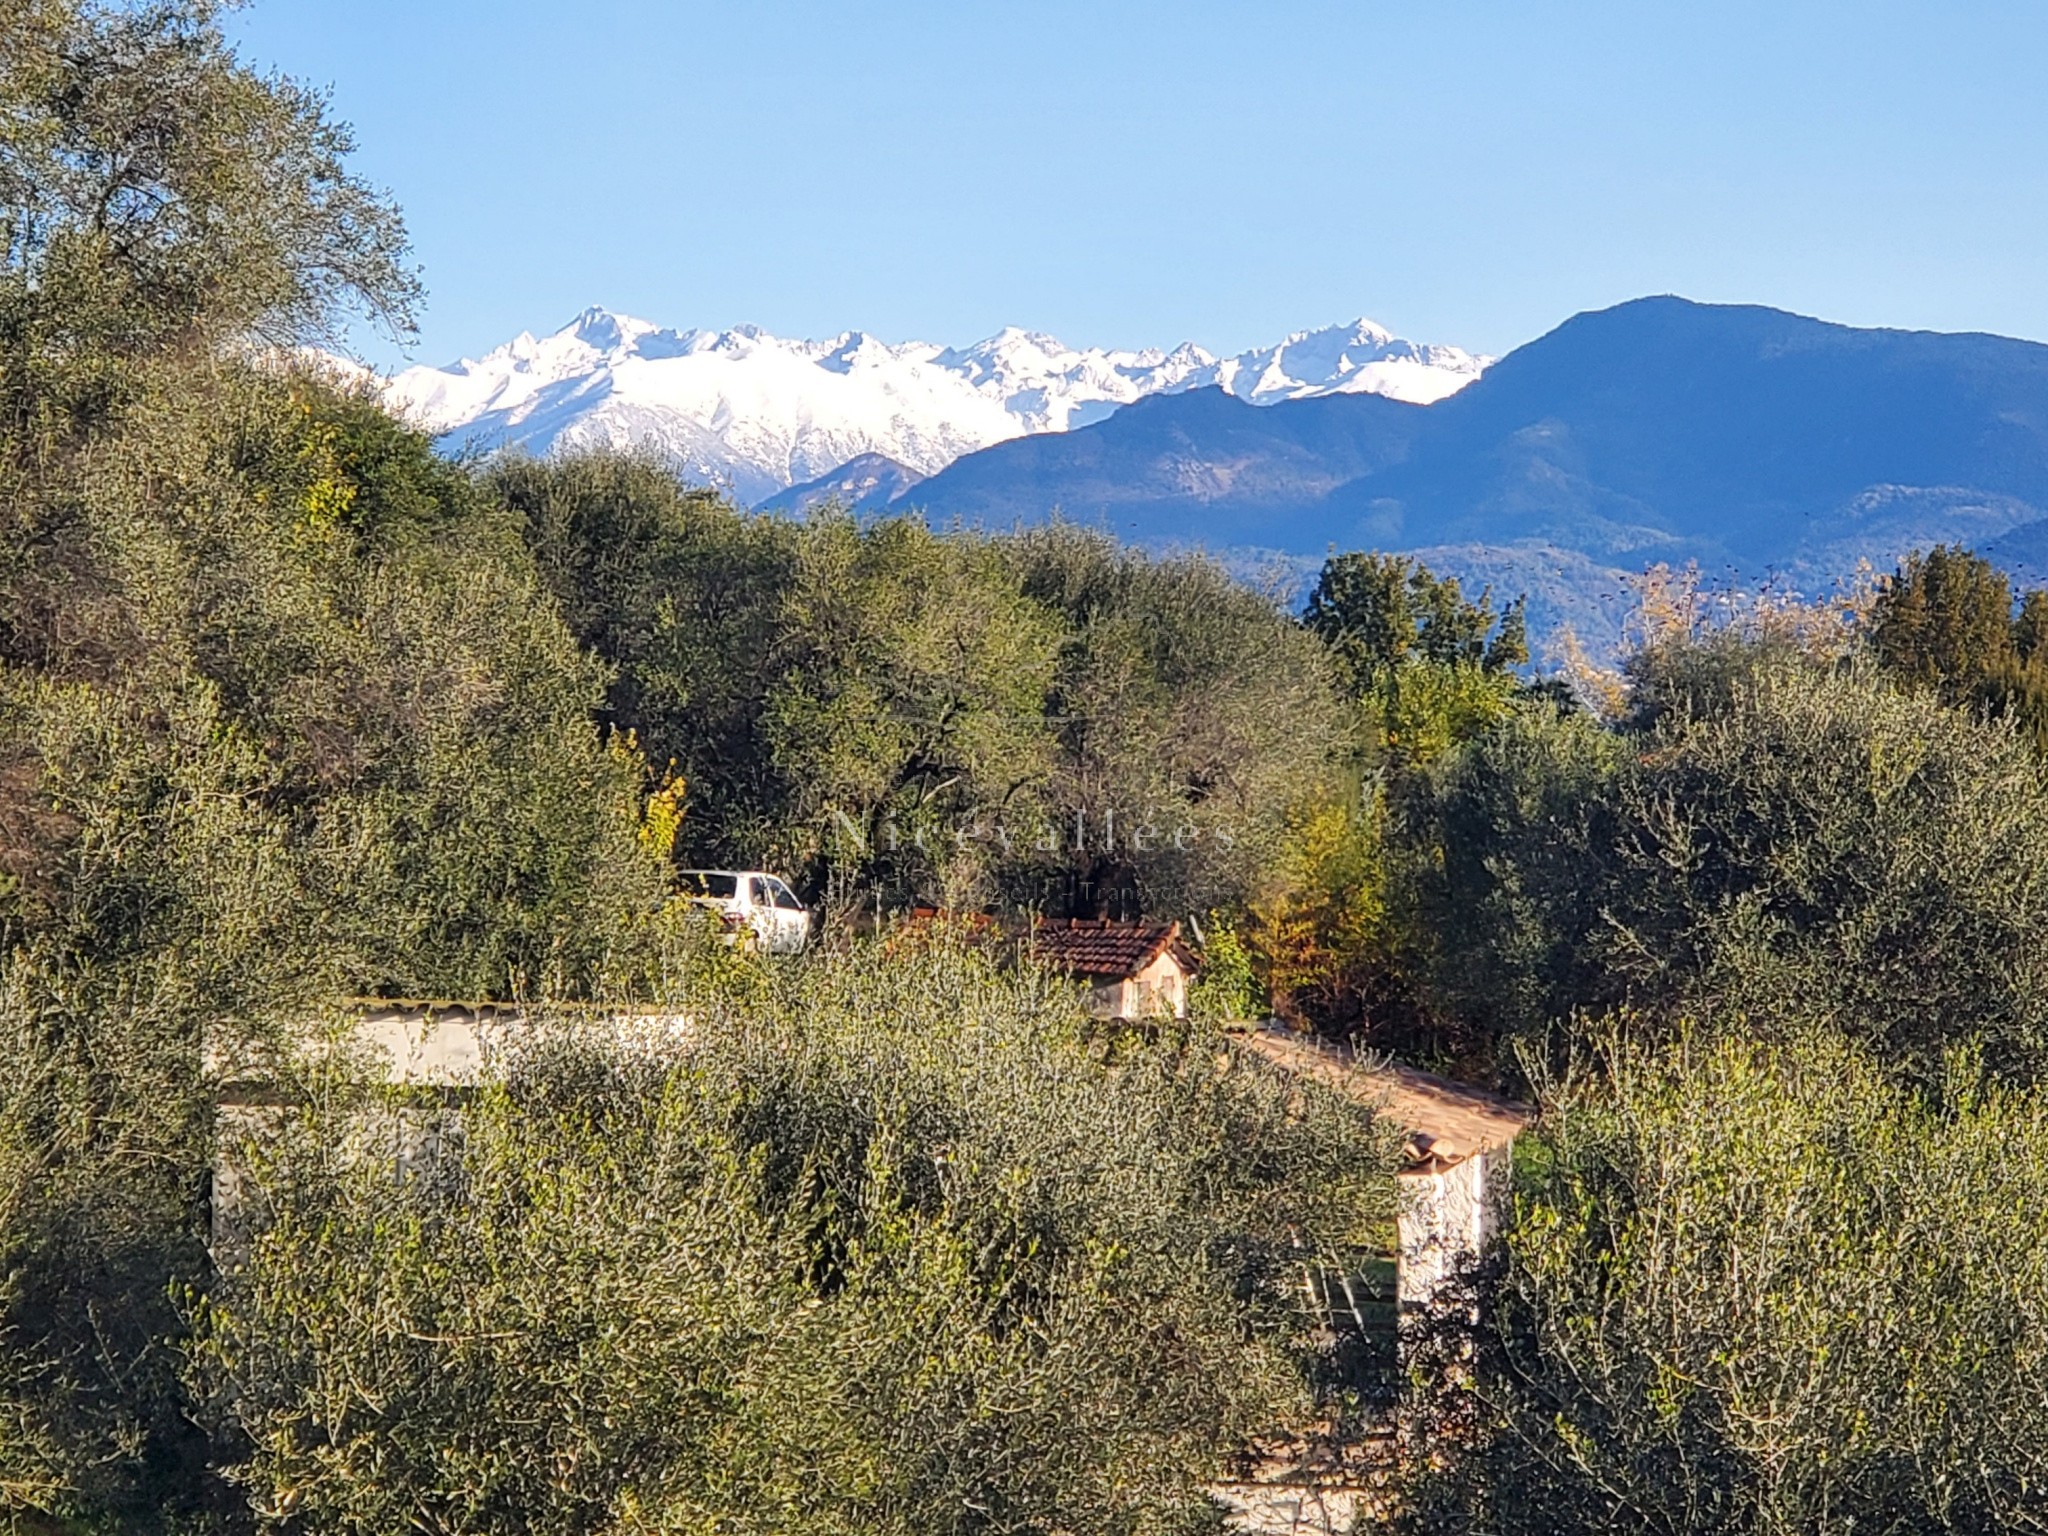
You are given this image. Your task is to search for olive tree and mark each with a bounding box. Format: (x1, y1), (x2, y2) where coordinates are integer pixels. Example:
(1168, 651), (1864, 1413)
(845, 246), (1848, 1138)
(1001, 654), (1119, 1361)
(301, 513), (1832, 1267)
(493, 452), (804, 871)
(1, 0), (416, 438)
(1002, 523), (1343, 919)
(1403, 1026), (2048, 1535)
(765, 513), (1061, 906)
(191, 943), (1400, 1535)
(1417, 653), (2048, 1084)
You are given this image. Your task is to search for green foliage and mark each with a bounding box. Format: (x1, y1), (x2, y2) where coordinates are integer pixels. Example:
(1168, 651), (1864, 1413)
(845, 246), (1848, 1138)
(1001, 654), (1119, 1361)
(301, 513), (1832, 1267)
(32, 8), (2048, 1520)
(192, 945), (1400, 1536)
(1004, 523), (1342, 919)
(516, 492), (1346, 921)
(0, 7), (492, 1519)
(1248, 550), (1530, 1037)
(492, 451), (800, 870)
(1598, 561), (1865, 733)
(1187, 913), (1262, 1023)
(1869, 543), (2048, 751)
(1417, 652), (2048, 1083)
(768, 513), (1059, 903)
(1603, 659), (2048, 1082)
(1245, 784), (1390, 1029)
(0, 4), (1408, 1528)
(1304, 551), (1527, 695)
(0, 374), (672, 1527)
(1, 370), (674, 1000)
(1404, 1026), (2048, 1535)
(1413, 701), (1625, 1047)
(1871, 543), (2026, 692)
(0, 0), (417, 440)
(1355, 655), (1521, 774)
(0, 676), (321, 1532)
(1618, 621), (1812, 730)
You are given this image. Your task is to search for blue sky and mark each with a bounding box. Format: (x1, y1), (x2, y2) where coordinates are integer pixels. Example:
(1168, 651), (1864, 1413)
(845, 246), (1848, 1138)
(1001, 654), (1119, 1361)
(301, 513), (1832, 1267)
(230, 1), (2048, 370)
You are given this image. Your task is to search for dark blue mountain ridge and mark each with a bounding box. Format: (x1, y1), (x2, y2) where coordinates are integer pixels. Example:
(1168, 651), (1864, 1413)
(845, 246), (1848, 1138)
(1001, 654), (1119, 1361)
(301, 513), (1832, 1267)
(1358, 296), (2048, 562)
(897, 297), (2048, 648)
(901, 384), (1425, 549)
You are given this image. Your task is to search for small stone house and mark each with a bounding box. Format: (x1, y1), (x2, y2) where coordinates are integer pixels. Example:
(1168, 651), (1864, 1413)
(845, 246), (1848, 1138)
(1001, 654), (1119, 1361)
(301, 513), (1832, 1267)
(1214, 1030), (1535, 1533)
(1240, 1026), (1534, 1319)
(1028, 918), (1200, 1021)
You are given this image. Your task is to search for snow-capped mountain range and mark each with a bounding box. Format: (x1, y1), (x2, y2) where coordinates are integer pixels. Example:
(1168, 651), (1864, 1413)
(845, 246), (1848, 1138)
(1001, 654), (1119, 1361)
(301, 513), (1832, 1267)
(381, 308), (1489, 507)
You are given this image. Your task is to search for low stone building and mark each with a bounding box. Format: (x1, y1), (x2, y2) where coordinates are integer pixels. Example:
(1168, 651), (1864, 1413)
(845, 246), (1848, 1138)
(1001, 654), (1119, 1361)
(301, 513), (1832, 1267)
(1217, 1027), (1536, 1534)
(207, 1002), (691, 1254)
(1239, 1026), (1533, 1322)
(1027, 917), (1200, 1020)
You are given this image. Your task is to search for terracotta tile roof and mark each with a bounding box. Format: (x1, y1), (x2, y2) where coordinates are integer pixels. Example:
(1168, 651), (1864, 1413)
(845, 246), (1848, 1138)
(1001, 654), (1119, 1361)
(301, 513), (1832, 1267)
(1029, 918), (1198, 978)
(1238, 1026), (1535, 1173)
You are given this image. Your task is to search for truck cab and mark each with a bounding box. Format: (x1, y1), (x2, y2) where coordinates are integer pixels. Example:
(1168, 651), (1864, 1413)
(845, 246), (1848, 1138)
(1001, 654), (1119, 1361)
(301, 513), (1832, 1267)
(676, 870), (811, 955)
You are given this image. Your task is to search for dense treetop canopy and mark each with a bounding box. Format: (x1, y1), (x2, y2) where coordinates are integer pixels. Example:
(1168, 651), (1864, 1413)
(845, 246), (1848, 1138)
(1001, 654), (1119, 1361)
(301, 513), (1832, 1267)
(1304, 550), (1528, 692)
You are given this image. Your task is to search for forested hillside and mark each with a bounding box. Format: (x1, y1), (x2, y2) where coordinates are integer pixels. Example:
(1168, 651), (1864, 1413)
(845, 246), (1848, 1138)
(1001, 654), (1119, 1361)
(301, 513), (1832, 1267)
(9, 3), (2048, 1534)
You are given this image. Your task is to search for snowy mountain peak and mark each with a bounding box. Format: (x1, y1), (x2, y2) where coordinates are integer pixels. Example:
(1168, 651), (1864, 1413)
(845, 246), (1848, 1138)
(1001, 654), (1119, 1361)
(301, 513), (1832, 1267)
(1210, 318), (1484, 406)
(381, 310), (1490, 507)
(564, 305), (640, 352)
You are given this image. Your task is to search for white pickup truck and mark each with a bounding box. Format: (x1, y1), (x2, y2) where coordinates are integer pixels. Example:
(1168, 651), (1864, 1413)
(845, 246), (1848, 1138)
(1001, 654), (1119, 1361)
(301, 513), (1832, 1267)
(676, 870), (812, 954)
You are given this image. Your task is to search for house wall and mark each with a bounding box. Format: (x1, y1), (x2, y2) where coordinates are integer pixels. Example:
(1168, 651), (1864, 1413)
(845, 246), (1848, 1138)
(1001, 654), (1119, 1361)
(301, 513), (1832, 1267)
(1209, 1481), (1376, 1535)
(1131, 951), (1189, 1019)
(207, 1009), (692, 1257)
(1395, 1144), (1512, 1315)
(212, 1098), (461, 1263)
(1078, 955), (1190, 1020)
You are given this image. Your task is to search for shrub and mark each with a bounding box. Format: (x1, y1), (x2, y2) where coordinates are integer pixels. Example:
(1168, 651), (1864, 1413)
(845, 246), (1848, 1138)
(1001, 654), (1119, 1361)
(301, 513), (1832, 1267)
(1417, 655), (2048, 1085)
(1600, 660), (2048, 1081)
(1404, 1026), (2048, 1535)
(1188, 913), (1264, 1023)
(1412, 701), (1625, 1048)
(191, 944), (1400, 1535)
